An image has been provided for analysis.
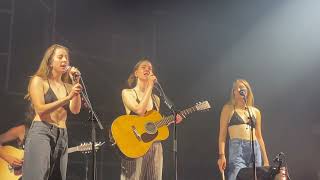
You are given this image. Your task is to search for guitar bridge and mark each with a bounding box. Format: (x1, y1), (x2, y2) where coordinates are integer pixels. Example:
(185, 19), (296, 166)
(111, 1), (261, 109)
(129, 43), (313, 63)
(131, 126), (142, 141)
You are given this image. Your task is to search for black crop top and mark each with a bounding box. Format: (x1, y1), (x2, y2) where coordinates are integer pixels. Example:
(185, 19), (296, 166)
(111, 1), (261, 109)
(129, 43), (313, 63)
(44, 80), (69, 110)
(228, 108), (256, 128)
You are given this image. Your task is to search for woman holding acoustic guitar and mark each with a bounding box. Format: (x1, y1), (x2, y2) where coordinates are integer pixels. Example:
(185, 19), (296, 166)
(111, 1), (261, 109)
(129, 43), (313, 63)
(120, 58), (182, 180)
(217, 79), (269, 180)
(0, 105), (34, 179)
(0, 124), (26, 171)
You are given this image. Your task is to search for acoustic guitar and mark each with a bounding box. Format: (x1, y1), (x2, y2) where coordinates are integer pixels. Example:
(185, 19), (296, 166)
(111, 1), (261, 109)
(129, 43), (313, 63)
(0, 142), (104, 180)
(111, 101), (211, 159)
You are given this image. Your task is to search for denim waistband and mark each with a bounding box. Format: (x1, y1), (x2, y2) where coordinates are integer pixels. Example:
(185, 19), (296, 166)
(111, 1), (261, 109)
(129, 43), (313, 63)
(229, 138), (259, 145)
(31, 121), (67, 130)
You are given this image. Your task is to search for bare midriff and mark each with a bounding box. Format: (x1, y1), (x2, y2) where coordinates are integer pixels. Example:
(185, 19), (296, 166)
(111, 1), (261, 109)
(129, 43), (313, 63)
(33, 107), (67, 128)
(228, 124), (256, 141)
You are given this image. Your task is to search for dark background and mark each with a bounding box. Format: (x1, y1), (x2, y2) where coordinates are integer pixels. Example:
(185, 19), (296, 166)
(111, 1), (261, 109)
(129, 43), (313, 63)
(1, 0), (320, 179)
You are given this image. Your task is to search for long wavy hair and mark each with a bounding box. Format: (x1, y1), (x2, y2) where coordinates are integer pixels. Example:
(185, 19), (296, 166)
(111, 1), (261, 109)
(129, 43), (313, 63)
(25, 44), (71, 100)
(229, 79), (254, 107)
(24, 102), (35, 127)
(127, 58), (152, 88)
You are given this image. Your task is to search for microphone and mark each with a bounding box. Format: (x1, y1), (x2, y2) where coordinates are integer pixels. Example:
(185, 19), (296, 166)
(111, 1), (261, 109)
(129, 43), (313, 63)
(66, 66), (81, 77)
(239, 88), (246, 97)
(65, 65), (71, 73)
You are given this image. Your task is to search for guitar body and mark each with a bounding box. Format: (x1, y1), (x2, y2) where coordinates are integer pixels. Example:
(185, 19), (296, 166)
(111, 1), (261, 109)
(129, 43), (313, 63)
(0, 146), (24, 180)
(111, 110), (169, 159)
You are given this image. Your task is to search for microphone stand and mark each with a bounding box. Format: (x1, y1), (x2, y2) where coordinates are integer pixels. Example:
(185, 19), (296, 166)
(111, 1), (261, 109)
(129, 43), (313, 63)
(77, 75), (104, 180)
(154, 82), (179, 180)
(85, 153), (89, 180)
(242, 95), (257, 180)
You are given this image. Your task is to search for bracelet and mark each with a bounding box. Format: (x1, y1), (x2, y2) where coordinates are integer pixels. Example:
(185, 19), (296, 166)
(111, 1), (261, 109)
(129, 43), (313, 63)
(219, 154), (225, 158)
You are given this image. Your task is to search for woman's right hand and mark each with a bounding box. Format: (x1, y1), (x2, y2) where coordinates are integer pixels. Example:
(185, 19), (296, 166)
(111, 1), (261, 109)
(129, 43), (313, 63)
(68, 83), (82, 100)
(3, 154), (23, 168)
(147, 74), (157, 87)
(217, 155), (227, 173)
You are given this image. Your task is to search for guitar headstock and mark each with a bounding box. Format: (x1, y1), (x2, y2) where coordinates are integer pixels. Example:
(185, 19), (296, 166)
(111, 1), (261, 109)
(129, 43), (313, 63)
(77, 142), (105, 153)
(195, 101), (211, 111)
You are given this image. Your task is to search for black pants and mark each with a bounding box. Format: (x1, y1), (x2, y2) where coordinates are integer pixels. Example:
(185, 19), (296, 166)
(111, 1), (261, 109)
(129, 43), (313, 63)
(22, 121), (68, 180)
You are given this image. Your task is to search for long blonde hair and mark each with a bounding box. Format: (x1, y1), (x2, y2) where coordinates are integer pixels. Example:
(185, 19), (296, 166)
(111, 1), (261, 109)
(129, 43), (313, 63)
(127, 58), (152, 88)
(229, 79), (254, 107)
(25, 44), (71, 100)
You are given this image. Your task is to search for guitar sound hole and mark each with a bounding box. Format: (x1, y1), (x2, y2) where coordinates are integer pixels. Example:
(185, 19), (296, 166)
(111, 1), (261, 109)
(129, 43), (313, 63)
(145, 122), (157, 134)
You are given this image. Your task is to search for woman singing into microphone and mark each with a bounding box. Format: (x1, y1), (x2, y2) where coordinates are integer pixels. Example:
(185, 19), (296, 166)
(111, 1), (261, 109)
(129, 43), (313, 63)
(23, 44), (82, 180)
(217, 79), (269, 180)
(120, 58), (182, 180)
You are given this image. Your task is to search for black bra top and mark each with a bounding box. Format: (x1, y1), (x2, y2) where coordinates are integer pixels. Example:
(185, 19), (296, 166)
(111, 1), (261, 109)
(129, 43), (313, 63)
(44, 80), (69, 110)
(129, 89), (157, 115)
(228, 108), (256, 128)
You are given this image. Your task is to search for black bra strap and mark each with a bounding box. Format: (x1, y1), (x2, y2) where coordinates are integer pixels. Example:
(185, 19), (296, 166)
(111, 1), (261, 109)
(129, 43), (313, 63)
(47, 79), (51, 88)
(132, 89), (140, 103)
(132, 89), (158, 111)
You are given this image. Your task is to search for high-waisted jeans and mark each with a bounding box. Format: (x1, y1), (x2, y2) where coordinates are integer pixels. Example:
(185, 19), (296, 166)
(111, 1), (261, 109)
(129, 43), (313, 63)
(228, 138), (262, 180)
(22, 121), (68, 180)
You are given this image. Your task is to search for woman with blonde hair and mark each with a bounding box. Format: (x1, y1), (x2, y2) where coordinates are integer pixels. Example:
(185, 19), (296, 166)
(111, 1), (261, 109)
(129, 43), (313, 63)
(217, 79), (269, 180)
(22, 44), (82, 180)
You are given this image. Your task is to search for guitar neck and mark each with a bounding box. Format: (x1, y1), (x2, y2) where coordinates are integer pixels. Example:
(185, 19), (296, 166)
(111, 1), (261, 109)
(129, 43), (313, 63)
(155, 106), (198, 128)
(67, 146), (78, 154)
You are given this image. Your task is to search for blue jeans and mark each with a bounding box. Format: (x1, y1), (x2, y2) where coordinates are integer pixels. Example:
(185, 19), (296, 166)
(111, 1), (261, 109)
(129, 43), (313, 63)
(228, 138), (262, 180)
(22, 121), (68, 180)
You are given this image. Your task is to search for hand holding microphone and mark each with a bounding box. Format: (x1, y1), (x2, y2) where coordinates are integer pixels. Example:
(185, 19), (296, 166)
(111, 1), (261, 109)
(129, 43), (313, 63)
(66, 66), (81, 83)
(147, 73), (158, 87)
(66, 66), (82, 99)
(68, 83), (82, 100)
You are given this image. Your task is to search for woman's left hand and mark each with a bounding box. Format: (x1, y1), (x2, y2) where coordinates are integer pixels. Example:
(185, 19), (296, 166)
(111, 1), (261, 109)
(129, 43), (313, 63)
(175, 114), (183, 124)
(167, 114), (183, 125)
